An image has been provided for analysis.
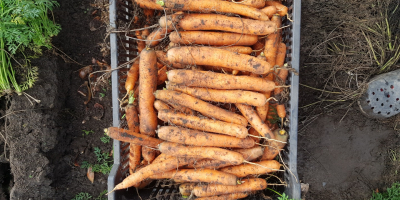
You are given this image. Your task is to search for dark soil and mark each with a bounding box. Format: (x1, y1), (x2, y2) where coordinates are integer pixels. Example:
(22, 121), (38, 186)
(0, 0), (112, 199)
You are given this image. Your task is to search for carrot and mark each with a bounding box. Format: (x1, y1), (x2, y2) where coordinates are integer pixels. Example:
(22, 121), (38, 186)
(274, 43), (288, 96)
(168, 103), (195, 115)
(264, 15), (281, 67)
(166, 83), (267, 107)
(142, 147), (157, 163)
(255, 89), (271, 122)
(179, 183), (197, 196)
(105, 127), (162, 148)
(146, 28), (172, 47)
(234, 0), (265, 8)
(235, 103), (275, 140)
(154, 100), (172, 111)
(192, 178), (267, 197)
(134, 0), (164, 10)
(157, 66), (168, 85)
(261, 6), (277, 18)
(169, 31), (258, 46)
(167, 70), (277, 93)
(159, 142), (245, 165)
(201, 65), (235, 73)
(234, 146), (264, 161)
(276, 104), (286, 120)
(152, 153), (174, 164)
(125, 104), (141, 174)
(159, 13), (277, 35)
(129, 144), (142, 175)
(136, 31), (146, 53)
(265, 1), (288, 17)
(111, 157), (196, 191)
(143, 8), (155, 23)
(220, 46), (253, 55)
(158, 126), (254, 148)
(167, 46), (272, 74)
(158, 109), (248, 138)
(149, 170), (177, 179)
(220, 160), (280, 177)
(176, 169), (238, 185)
(139, 49), (158, 136)
(252, 37), (265, 56)
(155, 90), (248, 126)
(196, 192), (249, 200)
(142, 25), (151, 39)
(162, 0), (269, 21)
(261, 129), (288, 160)
(125, 60), (139, 95)
(159, 11), (185, 31)
(248, 128), (260, 143)
(155, 50), (185, 69)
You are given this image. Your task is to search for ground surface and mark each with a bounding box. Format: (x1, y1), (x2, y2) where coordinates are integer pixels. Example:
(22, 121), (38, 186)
(1, 0), (400, 200)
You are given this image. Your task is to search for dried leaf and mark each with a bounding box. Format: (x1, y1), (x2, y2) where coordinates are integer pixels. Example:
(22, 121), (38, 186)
(87, 166), (94, 183)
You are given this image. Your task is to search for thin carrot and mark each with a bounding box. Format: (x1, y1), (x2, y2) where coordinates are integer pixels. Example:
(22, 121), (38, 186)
(142, 147), (157, 163)
(159, 13), (277, 35)
(234, 0), (265, 8)
(159, 142), (245, 165)
(155, 90), (248, 126)
(192, 178), (267, 197)
(276, 104), (286, 125)
(162, 0), (269, 21)
(274, 43), (288, 96)
(125, 60), (139, 95)
(235, 103), (275, 140)
(158, 109), (249, 138)
(136, 31), (146, 53)
(261, 6), (277, 18)
(220, 160), (281, 177)
(264, 15), (281, 67)
(146, 28), (172, 47)
(166, 83), (267, 107)
(196, 193), (249, 200)
(261, 129), (288, 160)
(141, 25), (151, 39)
(125, 104), (141, 174)
(252, 37), (265, 56)
(220, 46), (253, 54)
(134, 0), (164, 10)
(248, 127), (261, 143)
(167, 70), (278, 93)
(169, 31), (258, 46)
(167, 46), (272, 74)
(157, 126), (255, 148)
(265, 1), (288, 17)
(154, 100), (172, 111)
(168, 103), (195, 115)
(105, 127), (162, 148)
(157, 66), (168, 85)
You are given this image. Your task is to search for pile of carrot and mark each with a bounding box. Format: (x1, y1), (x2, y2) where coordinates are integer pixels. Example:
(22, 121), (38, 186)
(110, 0), (292, 199)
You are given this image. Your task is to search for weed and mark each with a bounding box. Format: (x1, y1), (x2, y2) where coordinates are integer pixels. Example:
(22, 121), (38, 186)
(95, 190), (108, 200)
(81, 147), (112, 175)
(82, 130), (94, 136)
(71, 192), (92, 200)
(29, 175), (33, 178)
(100, 132), (111, 144)
(99, 93), (105, 98)
(371, 182), (400, 200)
(121, 114), (126, 119)
(267, 188), (298, 200)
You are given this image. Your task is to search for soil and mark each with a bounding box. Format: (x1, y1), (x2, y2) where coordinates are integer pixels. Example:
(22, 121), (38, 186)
(1, 0), (400, 200)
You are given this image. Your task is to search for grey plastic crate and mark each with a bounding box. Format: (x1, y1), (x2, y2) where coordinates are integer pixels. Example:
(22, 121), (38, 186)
(108, 0), (301, 199)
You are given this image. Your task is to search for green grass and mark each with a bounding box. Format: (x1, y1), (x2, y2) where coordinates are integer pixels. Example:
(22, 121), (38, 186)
(81, 147), (112, 175)
(71, 192), (92, 200)
(371, 182), (400, 200)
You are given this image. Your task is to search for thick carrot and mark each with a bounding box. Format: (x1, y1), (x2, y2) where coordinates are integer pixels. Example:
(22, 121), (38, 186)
(261, 129), (288, 160)
(201, 65), (235, 73)
(261, 6), (277, 18)
(157, 66), (168, 85)
(158, 126), (254, 148)
(169, 31), (258, 46)
(152, 153), (174, 164)
(264, 15), (281, 67)
(175, 169), (238, 185)
(155, 90), (248, 126)
(149, 170), (177, 179)
(125, 60), (139, 95)
(274, 43), (288, 96)
(159, 142), (245, 165)
(105, 127), (162, 148)
(159, 14), (277, 35)
(220, 160), (280, 177)
(126, 104), (141, 175)
(162, 0), (269, 21)
(158, 109), (249, 138)
(129, 144), (142, 175)
(235, 103), (275, 139)
(235, 0), (265, 8)
(167, 46), (271, 74)
(155, 50), (185, 69)
(167, 70), (277, 93)
(146, 28), (172, 47)
(256, 90), (271, 122)
(111, 157), (195, 190)
(142, 147), (157, 163)
(265, 1), (288, 17)
(196, 192), (249, 200)
(139, 49), (158, 136)
(168, 103), (195, 115)
(134, 0), (164, 10)
(179, 183), (197, 196)
(166, 83), (267, 107)
(188, 146), (264, 169)
(192, 178), (267, 197)
(220, 46), (253, 54)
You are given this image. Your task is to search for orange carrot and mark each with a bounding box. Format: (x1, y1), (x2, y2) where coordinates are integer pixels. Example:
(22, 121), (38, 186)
(235, 0), (265, 8)
(167, 46), (272, 74)
(274, 43), (288, 96)
(192, 178), (267, 197)
(143, 9), (155, 23)
(261, 129), (288, 160)
(146, 28), (172, 47)
(125, 60), (139, 95)
(152, 153), (174, 164)
(136, 31), (146, 53)
(134, 0), (164, 10)
(168, 103), (195, 115)
(248, 127), (261, 143)
(166, 83), (267, 107)
(265, 1), (288, 17)
(167, 70), (277, 93)
(196, 193), (249, 200)
(162, 0), (270, 21)
(141, 25), (151, 39)
(276, 104), (286, 119)
(220, 46), (253, 54)
(157, 126), (254, 148)
(155, 90), (248, 126)
(261, 6), (277, 18)
(157, 66), (168, 85)
(159, 142), (245, 165)
(264, 15), (281, 67)
(126, 104), (141, 174)
(155, 50), (185, 69)
(220, 160), (281, 177)
(252, 37), (265, 56)
(142, 147), (157, 163)
(159, 13), (277, 35)
(105, 127), (162, 148)
(179, 183), (197, 196)
(154, 100), (172, 111)
(158, 109), (249, 138)
(235, 103), (275, 140)
(169, 31), (258, 46)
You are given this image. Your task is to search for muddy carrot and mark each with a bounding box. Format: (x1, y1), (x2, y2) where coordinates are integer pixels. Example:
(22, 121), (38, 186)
(274, 43), (288, 96)
(125, 60), (139, 95)
(169, 31), (258, 46)
(220, 160), (281, 177)
(157, 66), (168, 85)
(261, 129), (288, 160)
(236, 103), (275, 140)
(192, 178), (267, 197)
(265, 1), (288, 17)
(261, 6), (277, 18)
(264, 15), (282, 67)
(155, 50), (185, 69)
(179, 183), (197, 196)
(134, 0), (164, 10)
(105, 127), (162, 148)
(146, 28), (172, 47)
(196, 193), (249, 200)
(126, 104), (141, 174)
